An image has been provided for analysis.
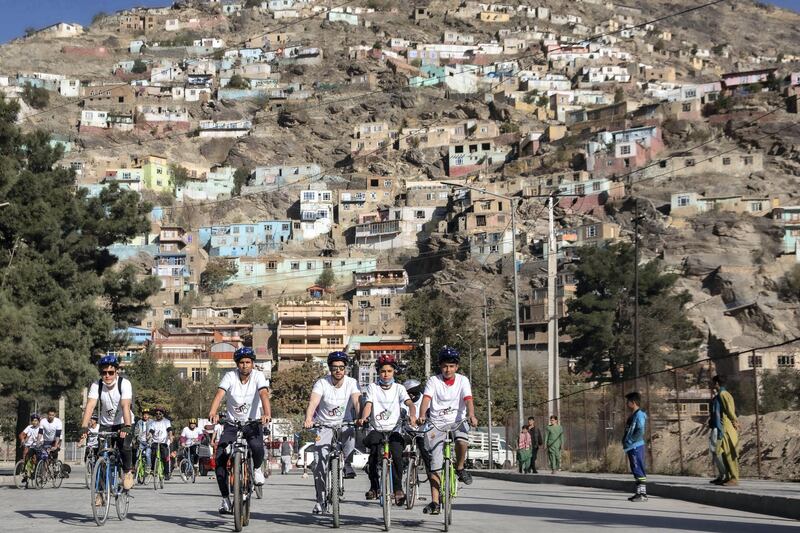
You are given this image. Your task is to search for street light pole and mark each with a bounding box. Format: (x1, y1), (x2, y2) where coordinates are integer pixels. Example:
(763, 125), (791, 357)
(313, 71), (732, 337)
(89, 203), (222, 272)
(482, 288), (493, 470)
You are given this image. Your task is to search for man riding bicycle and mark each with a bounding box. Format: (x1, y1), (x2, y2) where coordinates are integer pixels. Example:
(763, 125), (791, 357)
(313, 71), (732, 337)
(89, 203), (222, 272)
(19, 413), (42, 462)
(180, 418), (203, 466)
(149, 407), (173, 480)
(402, 379), (432, 473)
(40, 408), (63, 461)
(358, 354), (416, 505)
(304, 350), (361, 515)
(207, 347), (271, 515)
(80, 354), (136, 494)
(417, 346), (478, 515)
(134, 408), (153, 473)
(84, 415), (100, 463)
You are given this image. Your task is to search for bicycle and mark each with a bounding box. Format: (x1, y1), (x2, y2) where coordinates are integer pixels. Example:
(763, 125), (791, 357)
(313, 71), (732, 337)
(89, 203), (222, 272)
(135, 438), (152, 485)
(152, 443), (166, 490)
(90, 431), (130, 526)
(313, 421), (357, 529)
(13, 447), (43, 489)
(179, 445), (197, 484)
(421, 421), (461, 532)
(371, 426), (398, 532)
(34, 446), (65, 490)
(402, 426), (429, 511)
(226, 419), (260, 532)
(85, 446), (98, 490)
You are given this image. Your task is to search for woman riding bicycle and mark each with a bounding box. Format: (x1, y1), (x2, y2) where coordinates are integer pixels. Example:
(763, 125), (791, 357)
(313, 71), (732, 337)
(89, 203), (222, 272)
(358, 354), (417, 505)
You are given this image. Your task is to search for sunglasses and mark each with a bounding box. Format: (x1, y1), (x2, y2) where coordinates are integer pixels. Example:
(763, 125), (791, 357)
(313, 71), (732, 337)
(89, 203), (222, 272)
(101, 370), (117, 376)
(330, 365), (346, 371)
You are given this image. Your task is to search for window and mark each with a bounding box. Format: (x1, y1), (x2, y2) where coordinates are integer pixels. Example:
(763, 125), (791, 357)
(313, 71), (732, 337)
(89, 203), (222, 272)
(489, 244), (499, 253)
(306, 262), (313, 270)
(677, 195), (691, 207)
(454, 145), (464, 154)
(777, 355), (795, 368)
(257, 290), (263, 298)
(164, 309), (172, 317)
(748, 355), (763, 368)
(282, 223), (290, 231)
(191, 367), (207, 382)
(290, 262), (300, 270)
(586, 225), (598, 238)
(381, 297), (391, 307)
(415, 210), (426, 219)
(323, 261), (332, 268)
(743, 156), (754, 165)
(722, 157), (731, 166)
(322, 192), (331, 201)
(384, 180), (392, 188)
(302, 191), (316, 201)
(476, 215), (486, 227)
(267, 261), (277, 270)
(750, 202), (763, 212)
(233, 226), (240, 234)
(593, 182), (601, 192)
(698, 403), (709, 414)
(575, 184), (585, 196)
(620, 145), (631, 155)
(685, 159), (695, 166)
(246, 226), (254, 233)
(359, 300), (369, 309)
(682, 103), (692, 112)
(481, 142), (490, 150)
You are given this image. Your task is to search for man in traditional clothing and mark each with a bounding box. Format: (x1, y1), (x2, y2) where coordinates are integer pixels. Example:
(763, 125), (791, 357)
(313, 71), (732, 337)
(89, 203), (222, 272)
(708, 385), (727, 484)
(545, 415), (563, 474)
(712, 375), (739, 486)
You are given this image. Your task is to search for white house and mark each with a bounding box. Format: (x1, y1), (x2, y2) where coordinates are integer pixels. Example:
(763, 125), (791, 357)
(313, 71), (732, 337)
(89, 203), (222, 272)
(299, 189), (333, 240)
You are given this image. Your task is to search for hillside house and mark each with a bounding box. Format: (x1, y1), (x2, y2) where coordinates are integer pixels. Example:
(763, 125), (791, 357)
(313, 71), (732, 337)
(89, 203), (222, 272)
(275, 300), (349, 363)
(447, 138), (511, 177)
(82, 84), (136, 107)
(136, 105), (191, 131)
(721, 68), (777, 90)
(198, 119), (252, 138)
(33, 22), (83, 38)
(642, 149), (763, 181)
(350, 269), (410, 337)
(585, 126), (665, 179)
(772, 206), (800, 257)
(299, 189), (333, 240)
(176, 166), (236, 201)
(199, 220), (294, 257)
(671, 193), (777, 218)
(231, 254), (376, 291)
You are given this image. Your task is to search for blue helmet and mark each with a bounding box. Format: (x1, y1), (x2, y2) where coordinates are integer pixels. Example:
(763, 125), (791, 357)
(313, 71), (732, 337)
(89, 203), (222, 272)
(30, 413), (40, 421)
(234, 347), (256, 363)
(437, 346), (460, 364)
(98, 354), (120, 368)
(327, 351), (349, 366)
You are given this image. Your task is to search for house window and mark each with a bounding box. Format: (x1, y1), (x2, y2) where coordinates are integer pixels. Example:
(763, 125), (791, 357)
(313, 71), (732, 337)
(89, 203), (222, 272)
(265, 224), (272, 231)
(685, 159), (695, 166)
(302, 191), (315, 201)
(454, 145), (464, 154)
(750, 202), (763, 212)
(698, 403), (709, 415)
(586, 225), (598, 238)
(381, 297), (391, 307)
(415, 210), (426, 219)
(743, 156), (754, 165)
(359, 300), (369, 309)
(489, 244), (499, 253)
(290, 262), (300, 270)
(593, 182), (601, 192)
(384, 180), (392, 188)
(482, 142), (490, 150)
(682, 103), (692, 112)
(677, 195), (691, 207)
(306, 262), (313, 270)
(282, 223), (290, 231)
(191, 367), (207, 382)
(575, 184), (585, 196)
(777, 355), (795, 367)
(620, 145), (631, 155)
(748, 355), (763, 368)
(257, 290), (263, 298)
(233, 226), (240, 234)
(322, 192), (331, 201)
(164, 309), (172, 317)
(323, 261), (332, 268)
(246, 226), (254, 233)
(722, 157), (731, 165)
(267, 261), (277, 270)
(476, 215), (487, 227)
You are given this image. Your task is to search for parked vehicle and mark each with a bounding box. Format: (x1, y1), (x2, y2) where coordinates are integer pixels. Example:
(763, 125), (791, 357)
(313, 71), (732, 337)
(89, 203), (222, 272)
(467, 431), (514, 469)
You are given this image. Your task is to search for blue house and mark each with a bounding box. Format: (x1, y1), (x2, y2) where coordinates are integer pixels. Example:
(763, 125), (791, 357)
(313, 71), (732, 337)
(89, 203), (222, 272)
(775, 206), (800, 257)
(199, 220), (294, 257)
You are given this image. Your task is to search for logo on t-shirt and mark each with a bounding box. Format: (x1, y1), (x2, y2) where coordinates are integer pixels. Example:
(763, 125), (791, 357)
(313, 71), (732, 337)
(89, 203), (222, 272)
(234, 402), (252, 415)
(326, 405), (344, 417)
(376, 409), (391, 421)
(437, 407), (455, 417)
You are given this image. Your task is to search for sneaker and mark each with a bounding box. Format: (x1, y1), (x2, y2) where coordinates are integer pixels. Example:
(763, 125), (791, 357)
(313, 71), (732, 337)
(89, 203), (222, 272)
(394, 489), (406, 506)
(343, 464), (356, 479)
(423, 502), (440, 515)
(365, 490), (378, 500)
(721, 479), (739, 487)
(456, 469), (473, 485)
(94, 494), (105, 507)
(123, 472), (135, 490)
(219, 497), (232, 514)
(253, 468), (265, 486)
(628, 494), (648, 502)
(312, 502), (326, 515)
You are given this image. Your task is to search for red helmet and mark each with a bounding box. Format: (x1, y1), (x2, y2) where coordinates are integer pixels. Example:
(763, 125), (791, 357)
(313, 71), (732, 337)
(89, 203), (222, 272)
(375, 354), (398, 370)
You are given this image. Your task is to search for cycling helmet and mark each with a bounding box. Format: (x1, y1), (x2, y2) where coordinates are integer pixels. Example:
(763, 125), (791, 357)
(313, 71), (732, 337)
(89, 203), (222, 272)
(30, 413), (40, 421)
(437, 345), (461, 364)
(141, 408), (151, 415)
(233, 346), (256, 363)
(375, 354), (398, 369)
(97, 354), (120, 368)
(402, 379), (422, 392)
(189, 418), (197, 425)
(327, 351), (349, 366)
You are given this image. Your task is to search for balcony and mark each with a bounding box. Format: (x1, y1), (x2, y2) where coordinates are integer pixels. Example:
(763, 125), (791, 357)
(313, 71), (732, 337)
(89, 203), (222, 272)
(354, 219), (401, 238)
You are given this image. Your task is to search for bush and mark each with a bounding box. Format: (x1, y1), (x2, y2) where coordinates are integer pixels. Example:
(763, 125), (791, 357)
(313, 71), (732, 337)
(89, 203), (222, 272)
(131, 59), (148, 73)
(778, 265), (800, 302)
(22, 83), (49, 109)
(227, 74), (250, 90)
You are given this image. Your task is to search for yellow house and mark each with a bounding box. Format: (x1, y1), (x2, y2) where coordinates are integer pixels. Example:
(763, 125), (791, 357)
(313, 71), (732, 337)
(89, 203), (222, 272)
(479, 12), (511, 22)
(142, 155), (172, 192)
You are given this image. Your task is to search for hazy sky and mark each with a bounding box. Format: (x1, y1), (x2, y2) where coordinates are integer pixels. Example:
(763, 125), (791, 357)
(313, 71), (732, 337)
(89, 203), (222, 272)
(0, 0), (798, 43)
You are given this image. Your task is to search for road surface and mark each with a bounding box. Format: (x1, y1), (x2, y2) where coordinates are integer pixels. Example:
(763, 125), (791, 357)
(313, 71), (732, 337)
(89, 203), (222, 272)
(1, 466), (796, 532)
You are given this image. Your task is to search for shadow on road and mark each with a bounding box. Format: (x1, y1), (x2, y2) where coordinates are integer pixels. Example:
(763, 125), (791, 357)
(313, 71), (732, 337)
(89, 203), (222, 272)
(16, 509), (95, 527)
(456, 503), (800, 533)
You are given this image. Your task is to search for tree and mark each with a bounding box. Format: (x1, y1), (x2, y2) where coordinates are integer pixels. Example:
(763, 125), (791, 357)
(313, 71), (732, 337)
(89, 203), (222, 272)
(759, 369), (800, 412)
(102, 264), (161, 327)
(563, 243), (701, 382)
(778, 264), (800, 302)
(270, 362), (325, 417)
(227, 74), (250, 90)
(131, 59), (148, 73)
(240, 302), (274, 324)
(614, 87), (625, 103)
(22, 83), (49, 109)
(233, 167), (251, 196)
(92, 12), (109, 25)
(170, 164), (190, 189)
(316, 266), (335, 289)
(0, 96), (153, 458)
(244, 0), (262, 7)
(200, 258), (238, 294)
(125, 347), (181, 413)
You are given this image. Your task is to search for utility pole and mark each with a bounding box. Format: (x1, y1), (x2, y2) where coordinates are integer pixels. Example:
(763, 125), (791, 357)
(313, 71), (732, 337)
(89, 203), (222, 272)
(634, 201), (641, 387)
(424, 336), (431, 378)
(547, 195), (560, 418)
(483, 288), (493, 470)
(511, 197), (524, 431)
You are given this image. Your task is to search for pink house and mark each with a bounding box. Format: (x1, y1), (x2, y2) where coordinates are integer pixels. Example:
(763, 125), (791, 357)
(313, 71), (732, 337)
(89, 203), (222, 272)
(721, 68), (777, 89)
(585, 126), (665, 179)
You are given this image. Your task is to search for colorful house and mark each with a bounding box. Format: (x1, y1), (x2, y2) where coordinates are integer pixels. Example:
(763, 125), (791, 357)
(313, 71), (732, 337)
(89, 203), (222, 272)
(199, 220), (295, 257)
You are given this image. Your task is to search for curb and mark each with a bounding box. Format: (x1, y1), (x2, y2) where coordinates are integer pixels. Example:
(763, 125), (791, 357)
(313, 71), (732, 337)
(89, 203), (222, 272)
(472, 471), (799, 521)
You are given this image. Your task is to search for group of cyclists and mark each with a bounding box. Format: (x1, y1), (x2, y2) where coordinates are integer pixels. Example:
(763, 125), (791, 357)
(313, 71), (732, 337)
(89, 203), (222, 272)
(18, 342), (478, 522)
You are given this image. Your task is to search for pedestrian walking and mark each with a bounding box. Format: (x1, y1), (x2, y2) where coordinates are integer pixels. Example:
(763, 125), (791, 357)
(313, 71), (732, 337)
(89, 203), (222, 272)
(525, 416), (543, 473)
(623, 392), (648, 502)
(280, 436), (292, 475)
(517, 428), (531, 474)
(712, 375), (740, 486)
(708, 386), (727, 484)
(545, 415), (563, 473)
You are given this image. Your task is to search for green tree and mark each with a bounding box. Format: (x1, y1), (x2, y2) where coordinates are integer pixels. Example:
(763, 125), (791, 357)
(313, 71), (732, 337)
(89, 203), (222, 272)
(759, 369), (800, 412)
(0, 96), (153, 458)
(316, 266), (335, 288)
(200, 258), (238, 294)
(92, 11), (109, 24)
(102, 264), (161, 327)
(563, 243), (701, 382)
(778, 264), (800, 301)
(124, 346), (181, 413)
(240, 302), (274, 324)
(170, 164), (190, 190)
(244, 0), (262, 7)
(270, 362), (325, 417)
(22, 83), (49, 109)
(233, 167), (250, 196)
(227, 74), (250, 90)
(131, 59), (148, 73)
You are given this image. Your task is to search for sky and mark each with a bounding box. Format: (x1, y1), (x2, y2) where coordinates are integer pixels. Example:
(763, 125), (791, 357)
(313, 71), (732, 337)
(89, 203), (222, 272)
(0, 0), (798, 43)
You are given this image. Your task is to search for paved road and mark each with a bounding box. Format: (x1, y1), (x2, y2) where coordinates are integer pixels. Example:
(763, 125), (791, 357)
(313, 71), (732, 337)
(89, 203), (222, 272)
(1, 466), (797, 532)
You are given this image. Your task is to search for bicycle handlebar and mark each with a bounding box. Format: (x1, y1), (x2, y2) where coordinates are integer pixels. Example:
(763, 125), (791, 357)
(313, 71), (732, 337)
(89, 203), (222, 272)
(312, 421), (357, 429)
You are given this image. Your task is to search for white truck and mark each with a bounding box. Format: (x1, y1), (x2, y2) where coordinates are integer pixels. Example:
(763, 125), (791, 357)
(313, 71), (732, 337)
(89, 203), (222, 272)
(467, 431), (514, 469)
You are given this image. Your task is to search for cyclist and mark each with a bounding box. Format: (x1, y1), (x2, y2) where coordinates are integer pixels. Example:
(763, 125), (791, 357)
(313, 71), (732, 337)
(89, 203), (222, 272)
(84, 415), (100, 464)
(19, 413), (42, 462)
(180, 418), (203, 467)
(150, 407), (174, 480)
(40, 408), (63, 461)
(134, 408), (153, 473)
(303, 350), (361, 515)
(80, 354), (136, 493)
(358, 354), (416, 505)
(403, 379), (431, 473)
(417, 346), (478, 515)
(207, 347), (271, 515)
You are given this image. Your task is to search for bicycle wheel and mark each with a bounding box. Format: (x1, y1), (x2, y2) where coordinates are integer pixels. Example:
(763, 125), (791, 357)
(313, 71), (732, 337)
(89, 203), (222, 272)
(85, 457), (94, 489)
(405, 456), (418, 510)
(153, 453), (161, 491)
(115, 465), (130, 521)
(242, 459), (252, 527)
(381, 457), (391, 531)
(232, 452), (244, 532)
(330, 455), (341, 529)
(13, 460), (28, 489)
(33, 460), (47, 489)
(447, 462), (456, 526)
(91, 457), (111, 526)
(179, 459), (189, 483)
(51, 460), (64, 488)
(442, 458), (451, 532)
(136, 454), (146, 485)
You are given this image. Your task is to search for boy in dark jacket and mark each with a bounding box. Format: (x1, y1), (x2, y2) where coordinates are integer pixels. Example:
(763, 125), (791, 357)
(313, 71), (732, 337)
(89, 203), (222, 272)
(623, 392), (648, 502)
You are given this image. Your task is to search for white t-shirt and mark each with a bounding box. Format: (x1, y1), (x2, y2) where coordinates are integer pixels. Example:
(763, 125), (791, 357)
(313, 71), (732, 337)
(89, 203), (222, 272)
(22, 425), (40, 447)
(312, 375), (360, 425)
(88, 378), (133, 426)
(39, 417), (63, 443)
(365, 382), (410, 431)
(151, 418), (172, 444)
(213, 423), (224, 443)
(218, 369), (269, 422)
(181, 426), (203, 446)
(87, 425), (99, 447)
(402, 396), (423, 419)
(423, 374), (473, 426)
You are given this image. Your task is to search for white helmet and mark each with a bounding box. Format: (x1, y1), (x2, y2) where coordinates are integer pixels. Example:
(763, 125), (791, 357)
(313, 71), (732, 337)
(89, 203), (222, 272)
(403, 379), (422, 392)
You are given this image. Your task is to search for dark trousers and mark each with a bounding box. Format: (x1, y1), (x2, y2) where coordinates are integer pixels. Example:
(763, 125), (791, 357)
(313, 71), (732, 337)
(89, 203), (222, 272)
(526, 447), (539, 473)
(182, 444), (199, 465)
(151, 443), (170, 476)
(364, 430), (404, 493)
(215, 423), (265, 498)
(100, 424), (133, 472)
